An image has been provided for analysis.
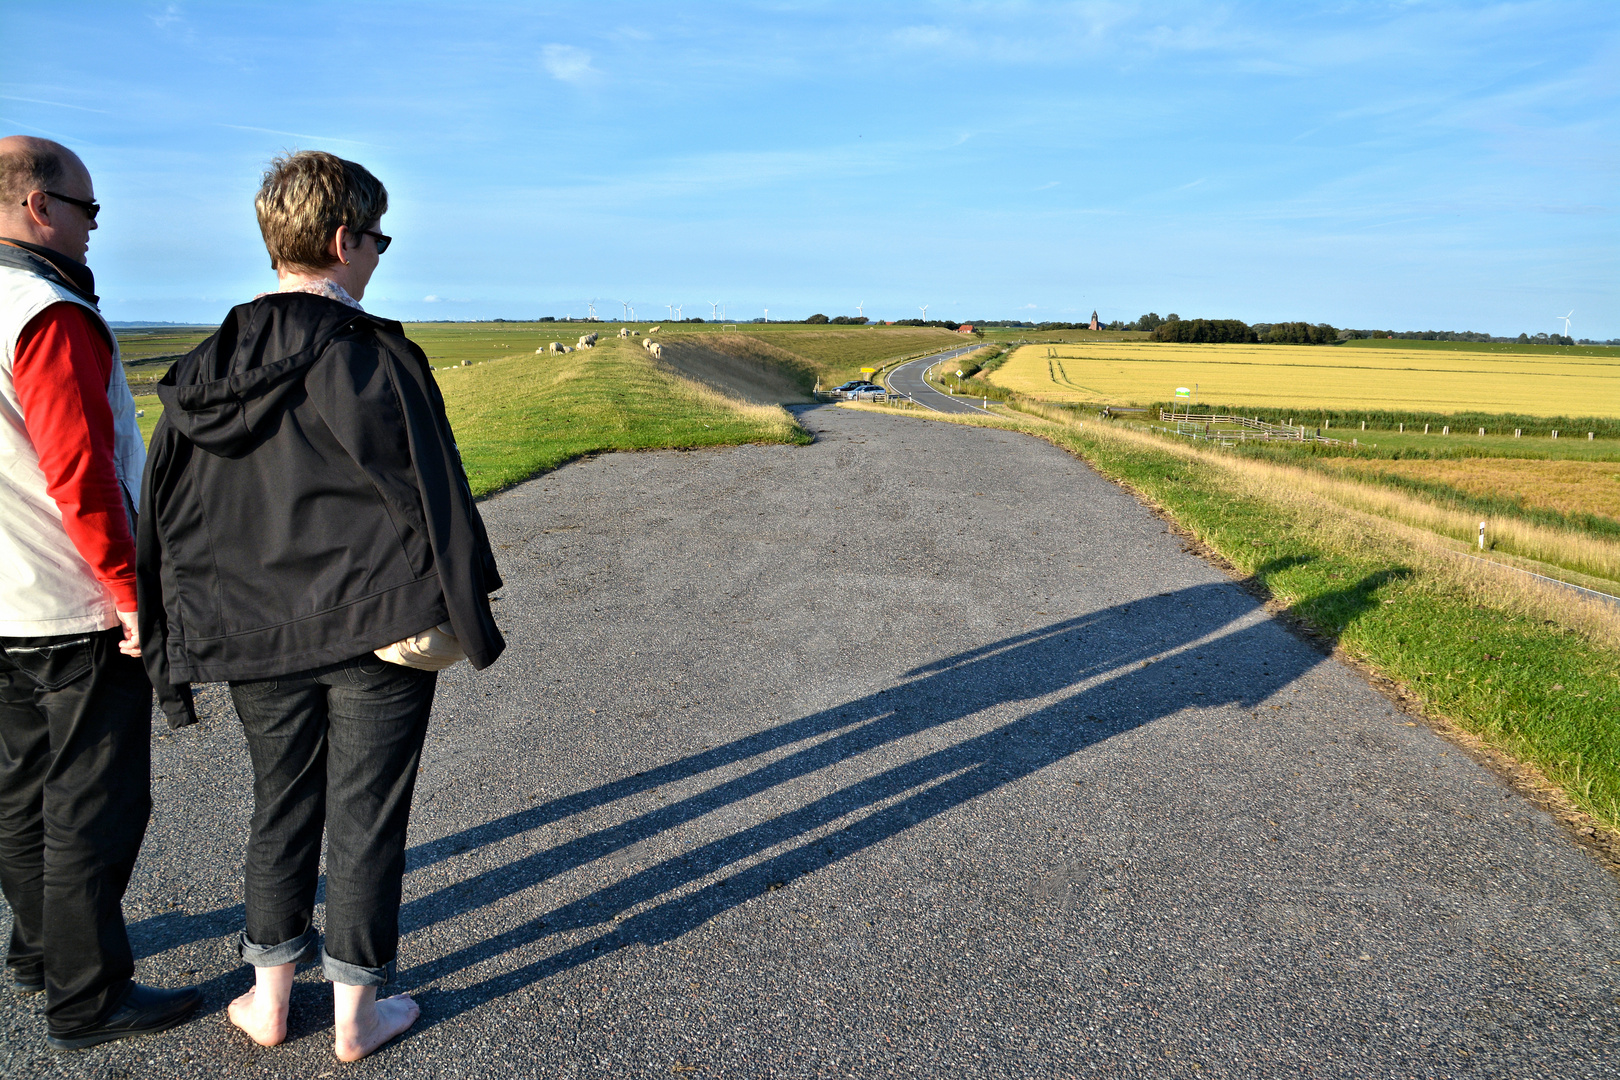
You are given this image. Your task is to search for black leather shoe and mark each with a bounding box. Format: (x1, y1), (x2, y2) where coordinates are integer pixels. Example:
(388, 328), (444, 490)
(47, 983), (202, 1051)
(11, 970), (44, 995)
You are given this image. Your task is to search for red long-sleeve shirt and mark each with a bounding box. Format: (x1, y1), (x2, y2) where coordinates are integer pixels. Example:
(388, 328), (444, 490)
(13, 302), (138, 610)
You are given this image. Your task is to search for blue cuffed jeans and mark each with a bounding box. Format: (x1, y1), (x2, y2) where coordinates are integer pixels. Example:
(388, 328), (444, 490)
(229, 654), (436, 986)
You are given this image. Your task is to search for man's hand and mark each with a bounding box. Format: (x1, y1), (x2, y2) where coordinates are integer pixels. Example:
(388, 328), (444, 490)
(116, 609), (141, 656)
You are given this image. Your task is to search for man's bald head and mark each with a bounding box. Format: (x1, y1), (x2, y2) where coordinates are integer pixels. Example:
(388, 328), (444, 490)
(0, 136), (87, 205)
(0, 136), (98, 263)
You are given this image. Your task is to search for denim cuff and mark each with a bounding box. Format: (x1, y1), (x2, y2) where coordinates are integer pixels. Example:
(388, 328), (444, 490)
(237, 927), (319, 968)
(321, 946), (393, 987)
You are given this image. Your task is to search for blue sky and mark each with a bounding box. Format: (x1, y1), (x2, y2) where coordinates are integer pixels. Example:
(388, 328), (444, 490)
(3, 2), (1617, 337)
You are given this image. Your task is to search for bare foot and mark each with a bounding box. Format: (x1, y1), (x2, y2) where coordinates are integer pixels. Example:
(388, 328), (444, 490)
(227, 985), (289, 1046)
(333, 993), (419, 1062)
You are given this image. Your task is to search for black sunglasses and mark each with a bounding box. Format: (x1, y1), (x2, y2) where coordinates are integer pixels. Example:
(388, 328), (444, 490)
(357, 229), (391, 254)
(24, 190), (100, 222)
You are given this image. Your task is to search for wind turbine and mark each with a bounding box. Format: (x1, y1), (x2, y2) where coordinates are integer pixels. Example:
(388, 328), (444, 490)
(1557, 311), (1573, 337)
(587, 299), (597, 321)
(710, 301), (720, 320)
(763, 308), (769, 322)
(856, 301), (864, 319)
(675, 304), (683, 320)
(920, 304), (929, 322)
(618, 300), (630, 320)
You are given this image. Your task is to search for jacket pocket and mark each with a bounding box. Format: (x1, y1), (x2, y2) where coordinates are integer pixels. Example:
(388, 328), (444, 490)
(5, 637), (95, 692)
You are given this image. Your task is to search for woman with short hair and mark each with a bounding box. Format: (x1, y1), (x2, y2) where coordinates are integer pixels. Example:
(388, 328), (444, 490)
(137, 151), (504, 1060)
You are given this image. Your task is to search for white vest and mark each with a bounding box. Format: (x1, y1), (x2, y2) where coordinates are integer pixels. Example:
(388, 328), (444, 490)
(0, 264), (146, 635)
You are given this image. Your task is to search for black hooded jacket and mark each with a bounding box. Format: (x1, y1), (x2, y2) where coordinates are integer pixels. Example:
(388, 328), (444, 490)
(137, 292), (504, 726)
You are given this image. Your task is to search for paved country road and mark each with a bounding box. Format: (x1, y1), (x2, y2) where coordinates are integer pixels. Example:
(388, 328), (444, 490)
(884, 346), (993, 414)
(5, 405), (1618, 1078)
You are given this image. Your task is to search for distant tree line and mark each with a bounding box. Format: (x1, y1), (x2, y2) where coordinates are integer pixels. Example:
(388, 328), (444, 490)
(888, 318), (964, 330)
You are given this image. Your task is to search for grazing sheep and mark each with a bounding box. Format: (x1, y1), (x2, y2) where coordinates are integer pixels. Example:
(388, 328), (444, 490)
(649, 342), (663, 359)
(618, 327), (632, 338)
(547, 341), (564, 353)
(577, 333), (599, 347)
(646, 325), (661, 334)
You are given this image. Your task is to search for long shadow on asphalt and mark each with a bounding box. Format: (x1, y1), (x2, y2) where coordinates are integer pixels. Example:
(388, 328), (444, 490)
(129, 569), (1401, 1031)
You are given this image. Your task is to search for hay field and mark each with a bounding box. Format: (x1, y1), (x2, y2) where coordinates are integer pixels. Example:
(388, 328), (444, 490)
(1317, 457), (1620, 526)
(988, 341), (1620, 417)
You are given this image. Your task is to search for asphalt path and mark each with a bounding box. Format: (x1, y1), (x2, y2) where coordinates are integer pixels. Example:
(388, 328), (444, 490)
(4, 404), (1618, 1077)
(884, 347), (994, 414)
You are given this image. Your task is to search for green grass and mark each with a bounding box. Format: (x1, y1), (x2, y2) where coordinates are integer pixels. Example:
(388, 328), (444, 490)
(131, 326), (808, 497)
(113, 326), (213, 361)
(437, 338), (808, 496)
(853, 400), (1620, 830)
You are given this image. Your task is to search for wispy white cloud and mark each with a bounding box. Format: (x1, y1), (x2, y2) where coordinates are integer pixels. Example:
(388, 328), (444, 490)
(215, 123), (384, 148)
(0, 115), (79, 140)
(1036, 181), (1060, 190)
(542, 44), (598, 84)
(150, 3), (186, 30)
(0, 94), (110, 114)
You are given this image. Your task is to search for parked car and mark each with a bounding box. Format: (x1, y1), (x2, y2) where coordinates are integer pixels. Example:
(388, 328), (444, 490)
(846, 385), (887, 402)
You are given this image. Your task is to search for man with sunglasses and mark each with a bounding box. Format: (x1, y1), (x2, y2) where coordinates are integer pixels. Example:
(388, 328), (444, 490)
(0, 134), (201, 1050)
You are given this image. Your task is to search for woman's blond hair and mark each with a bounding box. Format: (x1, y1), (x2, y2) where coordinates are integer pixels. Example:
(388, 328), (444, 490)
(254, 151), (387, 271)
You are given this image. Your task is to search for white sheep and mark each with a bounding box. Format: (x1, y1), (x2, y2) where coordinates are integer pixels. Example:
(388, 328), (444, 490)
(649, 342), (663, 359)
(646, 325), (661, 334)
(618, 327), (632, 338)
(577, 333), (599, 347)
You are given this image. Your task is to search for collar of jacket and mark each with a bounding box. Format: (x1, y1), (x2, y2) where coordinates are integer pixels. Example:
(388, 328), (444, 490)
(155, 291), (380, 458)
(0, 237), (98, 303)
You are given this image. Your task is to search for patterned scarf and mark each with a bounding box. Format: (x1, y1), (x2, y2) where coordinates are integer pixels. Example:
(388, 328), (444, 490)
(259, 277), (364, 311)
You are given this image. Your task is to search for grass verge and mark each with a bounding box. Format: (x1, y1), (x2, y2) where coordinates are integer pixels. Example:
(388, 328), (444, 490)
(845, 400), (1620, 843)
(436, 339), (808, 496)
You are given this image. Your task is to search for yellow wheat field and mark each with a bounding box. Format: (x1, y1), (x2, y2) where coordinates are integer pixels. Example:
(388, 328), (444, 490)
(1317, 457), (1620, 524)
(988, 342), (1620, 416)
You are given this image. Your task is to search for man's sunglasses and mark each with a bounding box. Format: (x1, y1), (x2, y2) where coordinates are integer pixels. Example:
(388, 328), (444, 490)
(357, 229), (392, 254)
(23, 191), (100, 222)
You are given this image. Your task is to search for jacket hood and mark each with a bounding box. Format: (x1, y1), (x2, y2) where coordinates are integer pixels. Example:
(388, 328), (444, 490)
(156, 292), (373, 457)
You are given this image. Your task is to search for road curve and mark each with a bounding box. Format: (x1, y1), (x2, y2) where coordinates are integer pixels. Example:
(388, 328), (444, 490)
(884, 345), (994, 414)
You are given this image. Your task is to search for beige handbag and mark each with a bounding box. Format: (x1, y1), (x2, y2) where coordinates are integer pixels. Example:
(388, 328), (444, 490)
(374, 622), (466, 671)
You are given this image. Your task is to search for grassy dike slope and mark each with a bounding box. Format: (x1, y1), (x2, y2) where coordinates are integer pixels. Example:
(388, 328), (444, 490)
(849, 401), (1620, 846)
(429, 337), (808, 496)
(133, 333), (808, 498)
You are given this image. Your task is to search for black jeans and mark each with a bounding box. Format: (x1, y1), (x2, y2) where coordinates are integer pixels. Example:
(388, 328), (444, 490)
(230, 654), (436, 986)
(0, 626), (152, 1030)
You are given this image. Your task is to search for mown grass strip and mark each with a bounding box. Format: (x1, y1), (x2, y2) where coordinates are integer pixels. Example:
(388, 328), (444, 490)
(437, 340), (808, 497)
(848, 401), (1620, 832)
